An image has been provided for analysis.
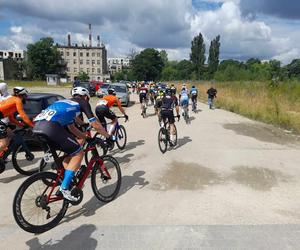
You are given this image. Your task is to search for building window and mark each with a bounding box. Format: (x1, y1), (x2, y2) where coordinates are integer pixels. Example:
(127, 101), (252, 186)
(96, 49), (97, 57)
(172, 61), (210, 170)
(73, 59), (77, 64)
(97, 60), (100, 65)
(92, 52), (95, 57)
(97, 68), (101, 73)
(86, 52), (89, 57)
(80, 52), (83, 57)
(86, 60), (90, 65)
(92, 68), (95, 73)
(97, 53), (100, 57)
(67, 67), (70, 72)
(80, 59), (83, 65)
(60, 51), (64, 56)
(92, 60), (95, 66)
(87, 68), (90, 73)
(66, 51), (69, 56)
(74, 68), (77, 73)
(73, 52), (76, 56)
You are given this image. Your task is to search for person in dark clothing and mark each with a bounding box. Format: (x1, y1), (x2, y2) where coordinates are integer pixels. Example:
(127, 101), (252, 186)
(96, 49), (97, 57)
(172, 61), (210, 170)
(207, 85), (217, 109)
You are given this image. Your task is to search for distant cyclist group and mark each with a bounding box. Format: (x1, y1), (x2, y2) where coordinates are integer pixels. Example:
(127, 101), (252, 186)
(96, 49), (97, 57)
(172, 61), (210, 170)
(0, 80), (217, 233)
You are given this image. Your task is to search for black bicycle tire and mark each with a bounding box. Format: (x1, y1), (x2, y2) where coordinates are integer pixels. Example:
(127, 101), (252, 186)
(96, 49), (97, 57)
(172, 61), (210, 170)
(158, 127), (168, 153)
(115, 125), (127, 150)
(12, 144), (41, 176)
(13, 172), (69, 234)
(174, 124), (178, 146)
(91, 155), (122, 202)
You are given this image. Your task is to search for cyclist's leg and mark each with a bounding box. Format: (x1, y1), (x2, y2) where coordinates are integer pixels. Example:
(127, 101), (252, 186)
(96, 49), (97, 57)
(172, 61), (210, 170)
(0, 122), (9, 154)
(167, 111), (176, 143)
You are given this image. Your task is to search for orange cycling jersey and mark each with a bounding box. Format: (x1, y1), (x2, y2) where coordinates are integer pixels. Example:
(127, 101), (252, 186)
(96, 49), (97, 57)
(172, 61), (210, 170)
(100, 95), (122, 109)
(0, 96), (34, 127)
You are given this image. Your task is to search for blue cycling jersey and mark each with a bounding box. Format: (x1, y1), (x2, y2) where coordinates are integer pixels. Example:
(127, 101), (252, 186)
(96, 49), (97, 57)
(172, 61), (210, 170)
(180, 90), (189, 100)
(34, 99), (81, 126)
(190, 88), (198, 95)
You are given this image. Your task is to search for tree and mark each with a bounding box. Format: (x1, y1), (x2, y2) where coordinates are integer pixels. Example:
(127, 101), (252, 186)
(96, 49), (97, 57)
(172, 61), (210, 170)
(286, 59), (300, 79)
(160, 50), (168, 65)
(208, 35), (221, 79)
(78, 71), (89, 81)
(176, 60), (193, 80)
(26, 37), (64, 80)
(131, 48), (164, 81)
(190, 32), (206, 79)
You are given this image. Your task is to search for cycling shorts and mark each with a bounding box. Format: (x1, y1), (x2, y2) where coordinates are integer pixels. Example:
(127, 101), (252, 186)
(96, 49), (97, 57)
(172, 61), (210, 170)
(139, 94), (147, 104)
(95, 105), (116, 125)
(191, 95), (197, 102)
(160, 109), (175, 124)
(180, 98), (189, 107)
(33, 121), (81, 156)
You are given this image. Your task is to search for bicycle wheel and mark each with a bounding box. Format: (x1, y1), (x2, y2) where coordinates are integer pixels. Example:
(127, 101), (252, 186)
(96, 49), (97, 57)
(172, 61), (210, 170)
(13, 172), (69, 234)
(12, 142), (45, 176)
(115, 125), (127, 150)
(158, 127), (168, 153)
(91, 155), (122, 202)
(84, 134), (107, 166)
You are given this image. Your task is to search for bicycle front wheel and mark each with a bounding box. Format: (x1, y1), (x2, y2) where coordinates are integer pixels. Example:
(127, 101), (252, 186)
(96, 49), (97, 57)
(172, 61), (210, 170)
(12, 142), (45, 176)
(13, 172), (69, 234)
(84, 133), (107, 166)
(91, 155), (122, 202)
(158, 127), (168, 153)
(116, 125), (127, 150)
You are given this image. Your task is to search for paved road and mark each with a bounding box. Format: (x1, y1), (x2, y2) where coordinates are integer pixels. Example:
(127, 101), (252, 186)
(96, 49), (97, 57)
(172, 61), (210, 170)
(1, 88), (300, 249)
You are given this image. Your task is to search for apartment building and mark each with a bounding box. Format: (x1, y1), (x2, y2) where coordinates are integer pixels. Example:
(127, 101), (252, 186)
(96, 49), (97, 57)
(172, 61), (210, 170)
(57, 31), (108, 81)
(0, 49), (26, 80)
(108, 57), (131, 75)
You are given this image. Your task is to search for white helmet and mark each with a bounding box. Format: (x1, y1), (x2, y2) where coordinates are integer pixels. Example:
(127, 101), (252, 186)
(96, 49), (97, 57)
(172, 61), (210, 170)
(96, 90), (104, 98)
(13, 86), (28, 96)
(71, 87), (90, 98)
(0, 82), (8, 97)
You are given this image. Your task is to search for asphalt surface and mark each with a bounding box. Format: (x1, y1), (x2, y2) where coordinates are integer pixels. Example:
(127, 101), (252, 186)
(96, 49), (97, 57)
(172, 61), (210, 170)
(1, 87), (300, 249)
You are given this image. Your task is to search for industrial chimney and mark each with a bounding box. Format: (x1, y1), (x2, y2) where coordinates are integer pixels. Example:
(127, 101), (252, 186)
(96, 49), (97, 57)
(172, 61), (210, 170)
(89, 24), (92, 47)
(67, 34), (71, 46)
(97, 35), (100, 47)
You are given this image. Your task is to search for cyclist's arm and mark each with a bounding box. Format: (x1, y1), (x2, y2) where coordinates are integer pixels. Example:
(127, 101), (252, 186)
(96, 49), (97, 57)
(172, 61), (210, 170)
(80, 100), (110, 138)
(15, 99), (34, 127)
(116, 97), (126, 115)
(8, 114), (24, 127)
(67, 123), (86, 139)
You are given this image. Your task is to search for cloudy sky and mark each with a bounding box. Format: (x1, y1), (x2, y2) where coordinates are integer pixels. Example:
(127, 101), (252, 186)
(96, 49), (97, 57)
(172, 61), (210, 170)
(0, 0), (299, 64)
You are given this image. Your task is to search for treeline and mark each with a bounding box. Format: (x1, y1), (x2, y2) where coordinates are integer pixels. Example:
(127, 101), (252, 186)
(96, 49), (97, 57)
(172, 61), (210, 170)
(115, 32), (300, 82)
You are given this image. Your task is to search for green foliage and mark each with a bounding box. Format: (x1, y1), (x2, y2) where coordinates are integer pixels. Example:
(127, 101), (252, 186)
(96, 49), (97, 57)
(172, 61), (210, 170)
(208, 35), (221, 78)
(26, 37), (65, 80)
(78, 71), (89, 81)
(113, 69), (134, 81)
(131, 48), (164, 81)
(160, 50), (168, 65)
(286, 59), (300, 79)
(190, 33), (206, 79)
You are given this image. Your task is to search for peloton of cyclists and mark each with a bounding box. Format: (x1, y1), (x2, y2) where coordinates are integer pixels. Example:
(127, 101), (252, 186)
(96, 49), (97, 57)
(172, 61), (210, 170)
(138, 82), (149, 116)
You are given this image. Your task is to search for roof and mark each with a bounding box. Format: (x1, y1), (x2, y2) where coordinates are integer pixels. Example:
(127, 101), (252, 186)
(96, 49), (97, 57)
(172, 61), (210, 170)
(27, 93), (64, 99)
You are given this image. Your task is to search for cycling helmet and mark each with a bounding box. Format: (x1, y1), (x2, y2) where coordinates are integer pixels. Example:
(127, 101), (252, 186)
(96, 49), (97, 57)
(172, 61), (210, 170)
(192, 85), (195, 88)
(96, 90), (104, 98)
(0, 82), (8, 96)
(165, 88), (172, 95)
(108, 88), (117, 96)
(71, 86), (90, 98)
(13, 86), (28, 96)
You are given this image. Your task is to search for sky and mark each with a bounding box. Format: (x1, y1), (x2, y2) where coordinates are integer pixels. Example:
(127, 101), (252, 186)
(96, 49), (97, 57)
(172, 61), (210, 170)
(0, 0), (299, 64)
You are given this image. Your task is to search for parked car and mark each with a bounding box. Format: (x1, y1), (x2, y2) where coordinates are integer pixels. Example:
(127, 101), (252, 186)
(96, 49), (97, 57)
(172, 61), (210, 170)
(109, 83), (130, 106)
(90, 80), (104, 92)
(73, 81), (96, 96)
(24, 93), (65, 120)
(99, 83), (111, 95)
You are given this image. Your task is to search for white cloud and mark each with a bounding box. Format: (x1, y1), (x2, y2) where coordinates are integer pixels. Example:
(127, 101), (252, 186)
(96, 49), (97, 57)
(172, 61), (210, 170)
(10, 26), (22, 33)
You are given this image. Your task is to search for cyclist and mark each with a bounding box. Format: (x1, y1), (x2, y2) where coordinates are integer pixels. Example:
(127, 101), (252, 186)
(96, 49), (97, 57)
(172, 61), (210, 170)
(190, 85), (198, 111)
(95, 88), (128, 136)
(154, 89), (165, 121)
(207, 84), (217, 109)
(158, 88), (180, 146)
(33, 87), (111, 201)
(138, 83), (148, 116)
(170, 84), (177, 95)
(179, 87), (189, 117)
(0, 87), (34, 158)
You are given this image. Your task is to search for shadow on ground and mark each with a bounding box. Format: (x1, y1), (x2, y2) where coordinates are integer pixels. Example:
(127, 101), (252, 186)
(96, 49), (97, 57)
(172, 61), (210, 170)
(26, 224), (97, 250)
(62, 171), (149, 221)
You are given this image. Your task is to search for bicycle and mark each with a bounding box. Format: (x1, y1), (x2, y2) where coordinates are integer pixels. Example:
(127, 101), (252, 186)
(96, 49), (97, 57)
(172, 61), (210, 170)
(191, 97), (197, 113)
(13, 133), (122, 234)
(158, 116), (178, 154)
(0, 125), (44, 176)
(84, 116), (127, 165)
(182, 104), (189, 124)
(141, 99), (147, 118)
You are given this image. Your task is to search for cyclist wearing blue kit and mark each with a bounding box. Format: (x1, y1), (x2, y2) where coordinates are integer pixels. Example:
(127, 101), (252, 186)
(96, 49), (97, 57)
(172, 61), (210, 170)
(33, 87), (110, 201)
(179, 88), (189, 108)
(190, 86), (198, 110)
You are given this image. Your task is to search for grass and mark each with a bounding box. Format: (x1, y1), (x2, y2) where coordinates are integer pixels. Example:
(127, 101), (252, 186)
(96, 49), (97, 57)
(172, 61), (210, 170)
(170, 80), (300, 134)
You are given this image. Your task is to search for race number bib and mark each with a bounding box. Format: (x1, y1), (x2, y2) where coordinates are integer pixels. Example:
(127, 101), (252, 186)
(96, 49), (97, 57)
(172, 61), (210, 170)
(96, 100), (108, 106)
(34, 109), (57, 122)
(191, 90), (197, 95)
(140, 90), (147, 94)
